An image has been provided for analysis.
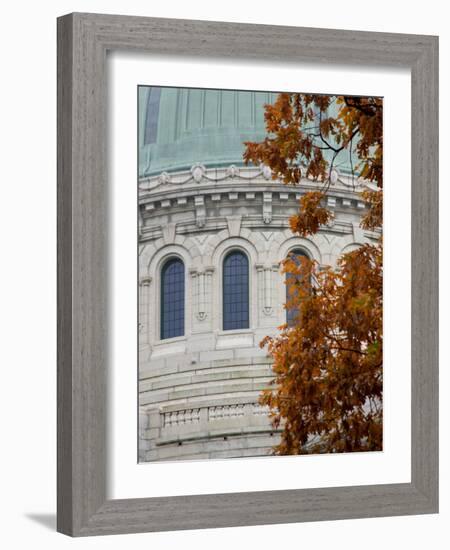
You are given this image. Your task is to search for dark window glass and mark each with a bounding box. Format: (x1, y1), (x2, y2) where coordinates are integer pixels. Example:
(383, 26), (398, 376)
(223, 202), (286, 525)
(223, 251), (249, 330)
(144, 87), (162, 145)
(286, 249), (309, 327)
(161, 258), (185, 339)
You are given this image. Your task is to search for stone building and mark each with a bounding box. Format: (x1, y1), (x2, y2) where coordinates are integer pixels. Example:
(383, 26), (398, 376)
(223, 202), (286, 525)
(138, 87), (377, 462)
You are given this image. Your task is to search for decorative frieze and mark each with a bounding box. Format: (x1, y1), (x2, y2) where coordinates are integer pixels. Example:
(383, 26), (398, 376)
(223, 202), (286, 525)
(139, 163), (366, 194)
(140, 163), (286, 191)
(139, 194), (363, 245)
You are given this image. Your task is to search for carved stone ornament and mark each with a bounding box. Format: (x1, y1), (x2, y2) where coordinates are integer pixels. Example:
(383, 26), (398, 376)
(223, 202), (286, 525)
(262, 192), (272, 224)
(191, 163), (206, 183)
(158, 171), (171, 185)
(226, 164), (239, 178)
(194, 195), (206, 228)
(139, 275), (152, 286)
(261, 164), (272, 180)
(330, 168), (339, 185)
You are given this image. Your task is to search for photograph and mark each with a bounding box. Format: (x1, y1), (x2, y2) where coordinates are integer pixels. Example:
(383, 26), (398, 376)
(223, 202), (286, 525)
(0, 0), (442, 544)
(138, 86), (383, 462)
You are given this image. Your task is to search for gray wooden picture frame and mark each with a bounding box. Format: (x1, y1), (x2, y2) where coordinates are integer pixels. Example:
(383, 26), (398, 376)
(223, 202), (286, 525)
(57, 12), (438, 537)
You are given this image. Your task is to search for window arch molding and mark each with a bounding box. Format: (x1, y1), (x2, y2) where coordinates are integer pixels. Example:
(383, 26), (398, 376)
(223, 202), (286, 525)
(277, 237), (321, 265)
(272, 238), (320, 327)
(285, 245), (311, 261)
(212, 238), (259, 333)
(335, 234), (367, 258)
(147, 244), (192, 344)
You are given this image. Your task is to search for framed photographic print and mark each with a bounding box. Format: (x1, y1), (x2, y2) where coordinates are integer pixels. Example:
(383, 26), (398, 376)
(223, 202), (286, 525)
(57, 13), (438, 536)
(137, 84), (385, 463)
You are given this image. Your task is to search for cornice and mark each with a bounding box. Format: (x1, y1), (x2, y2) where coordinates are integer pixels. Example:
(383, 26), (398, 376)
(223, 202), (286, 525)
(138, 164), (375, 238)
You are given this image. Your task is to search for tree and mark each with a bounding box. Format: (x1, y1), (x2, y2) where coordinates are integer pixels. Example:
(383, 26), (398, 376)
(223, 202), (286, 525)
(243, 93), (383, 454)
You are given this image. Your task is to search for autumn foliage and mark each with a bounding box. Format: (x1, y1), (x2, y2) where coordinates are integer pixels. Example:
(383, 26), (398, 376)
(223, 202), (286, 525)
(244, 93), (383, 454)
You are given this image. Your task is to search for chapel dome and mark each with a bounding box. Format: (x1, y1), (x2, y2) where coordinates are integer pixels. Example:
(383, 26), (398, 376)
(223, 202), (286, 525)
(138, 86), (277, 177)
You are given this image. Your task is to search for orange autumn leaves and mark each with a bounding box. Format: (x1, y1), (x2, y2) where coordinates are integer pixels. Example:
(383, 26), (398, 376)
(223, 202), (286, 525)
(261, 245), (383, 454)
(288, 191), (333, 237)
(244, 93), (383, 454)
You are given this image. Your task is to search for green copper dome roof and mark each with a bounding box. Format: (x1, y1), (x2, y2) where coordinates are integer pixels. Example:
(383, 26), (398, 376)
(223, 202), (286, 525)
(138, 86), (357, 179)
(138, 87), (277, 177)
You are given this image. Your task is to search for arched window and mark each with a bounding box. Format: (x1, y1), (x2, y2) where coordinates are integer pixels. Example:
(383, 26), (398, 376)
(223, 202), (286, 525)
(286, 249), (309, 327)
(223, 251), (249, 331)
(160, 258), (185, 340)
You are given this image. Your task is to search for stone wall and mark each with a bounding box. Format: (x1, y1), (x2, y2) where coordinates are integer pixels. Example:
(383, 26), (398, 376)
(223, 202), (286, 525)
(138, 164), (378, 461)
